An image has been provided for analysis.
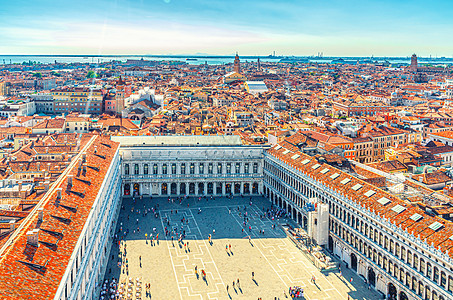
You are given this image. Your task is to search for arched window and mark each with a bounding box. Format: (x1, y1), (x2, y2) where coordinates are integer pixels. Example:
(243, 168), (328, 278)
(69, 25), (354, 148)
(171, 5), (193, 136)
(427, 262), (432, 279)
(434, 266), (439, 283)
(153, 164), (158, 174)
(162, 164), (167, 174)
(441, 271), (447, 288)
(208, 163), (213, 174)
(134, 164), (139, 175)
(124, 164), (129, 175)
(420, 258), (425, 275)
(171, 163), (176, 174)
(180, 163), (186, 174)
(144, 164), (149, 175)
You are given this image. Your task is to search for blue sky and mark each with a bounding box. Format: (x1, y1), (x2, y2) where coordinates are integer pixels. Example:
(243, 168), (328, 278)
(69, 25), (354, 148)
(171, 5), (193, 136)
(0, 0), (452, 56)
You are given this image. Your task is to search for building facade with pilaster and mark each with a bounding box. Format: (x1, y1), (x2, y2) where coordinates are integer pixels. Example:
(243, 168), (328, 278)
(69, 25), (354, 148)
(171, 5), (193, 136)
(112, 135), (266, 198)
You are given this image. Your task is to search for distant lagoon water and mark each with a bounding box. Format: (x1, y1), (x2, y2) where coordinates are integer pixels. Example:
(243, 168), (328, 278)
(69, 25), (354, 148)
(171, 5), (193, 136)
(0, 55), (452, 66)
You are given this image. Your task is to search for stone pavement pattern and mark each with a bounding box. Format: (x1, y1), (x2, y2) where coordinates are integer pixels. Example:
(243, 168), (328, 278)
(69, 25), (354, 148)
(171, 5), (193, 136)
(104, 196), (382, 300)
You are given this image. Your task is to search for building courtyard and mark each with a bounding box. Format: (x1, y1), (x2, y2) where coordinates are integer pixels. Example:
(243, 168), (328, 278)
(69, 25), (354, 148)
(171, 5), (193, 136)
(102, 196), (382, 300)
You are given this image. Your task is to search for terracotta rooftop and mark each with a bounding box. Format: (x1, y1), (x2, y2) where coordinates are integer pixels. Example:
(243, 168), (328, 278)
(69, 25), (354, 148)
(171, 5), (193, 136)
(0, 135), (119, 299)
(268, 140), (453, 257)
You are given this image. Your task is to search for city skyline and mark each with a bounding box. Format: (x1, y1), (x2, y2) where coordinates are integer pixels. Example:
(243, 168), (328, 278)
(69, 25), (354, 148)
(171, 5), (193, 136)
(1, 0), (453, 57)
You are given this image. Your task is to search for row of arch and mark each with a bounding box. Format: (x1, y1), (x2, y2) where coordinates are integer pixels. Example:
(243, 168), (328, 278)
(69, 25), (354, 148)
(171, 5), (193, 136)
(328, 201), (453, 294)
(263, 158), (451, 300)
(330, 218), (449, 299)
(124, 182), (260, 196)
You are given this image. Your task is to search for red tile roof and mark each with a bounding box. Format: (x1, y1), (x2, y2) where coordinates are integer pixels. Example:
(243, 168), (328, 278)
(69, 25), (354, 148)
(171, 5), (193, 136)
(0, 135), (119, 299)
(268, 140), (453, 257)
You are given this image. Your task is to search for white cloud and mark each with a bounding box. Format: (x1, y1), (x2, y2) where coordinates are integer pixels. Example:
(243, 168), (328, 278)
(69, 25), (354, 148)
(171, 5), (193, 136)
(1, 20), (268, 54)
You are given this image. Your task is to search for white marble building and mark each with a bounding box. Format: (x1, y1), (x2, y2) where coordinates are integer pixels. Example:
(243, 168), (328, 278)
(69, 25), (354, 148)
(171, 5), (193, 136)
(264, 140), (453, 300)
(111, 135), (266, 197)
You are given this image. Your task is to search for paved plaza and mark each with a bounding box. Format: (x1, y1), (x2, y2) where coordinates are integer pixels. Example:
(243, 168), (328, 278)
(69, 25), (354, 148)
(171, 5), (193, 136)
(103, 196), (382, 300)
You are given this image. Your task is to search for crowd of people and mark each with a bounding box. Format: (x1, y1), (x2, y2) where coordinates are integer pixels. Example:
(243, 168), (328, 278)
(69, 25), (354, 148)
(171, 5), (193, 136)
(288, 285), (304, 298)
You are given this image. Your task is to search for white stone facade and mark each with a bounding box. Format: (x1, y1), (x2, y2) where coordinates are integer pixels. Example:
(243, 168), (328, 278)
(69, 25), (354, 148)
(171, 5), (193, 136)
(118, 143), (265, 197)
(55, 148), (122, 300)
(263, 152), (453, 300)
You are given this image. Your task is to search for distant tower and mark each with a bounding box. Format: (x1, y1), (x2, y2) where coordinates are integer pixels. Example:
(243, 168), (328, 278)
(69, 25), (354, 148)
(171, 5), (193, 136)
(234, 52), (241, 73)
(257, 58), (261, 71)
(411, 54), (418, 72)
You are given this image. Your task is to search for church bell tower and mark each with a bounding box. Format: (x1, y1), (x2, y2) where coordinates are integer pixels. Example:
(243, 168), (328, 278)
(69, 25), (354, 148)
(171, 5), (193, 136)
(234, 52), (241, 73)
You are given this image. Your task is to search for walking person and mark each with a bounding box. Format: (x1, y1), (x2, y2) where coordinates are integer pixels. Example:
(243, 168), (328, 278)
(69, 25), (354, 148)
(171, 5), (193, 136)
(252, 271), (254, 280)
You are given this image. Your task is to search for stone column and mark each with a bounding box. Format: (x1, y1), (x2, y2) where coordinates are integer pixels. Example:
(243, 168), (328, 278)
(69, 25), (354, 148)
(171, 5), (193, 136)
(177, 183), (180, 196)
(222, 182), (226, 195)
(204, 183), (207, 195)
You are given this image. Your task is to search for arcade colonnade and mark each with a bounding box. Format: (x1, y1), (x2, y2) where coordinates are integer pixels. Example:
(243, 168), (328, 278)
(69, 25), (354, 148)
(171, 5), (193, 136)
(263, 153), (451, 300)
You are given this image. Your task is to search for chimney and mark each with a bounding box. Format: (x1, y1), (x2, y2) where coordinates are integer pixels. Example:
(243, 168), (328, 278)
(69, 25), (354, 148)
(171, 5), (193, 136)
(9, 220), (15, 231)
(94, 146), (97, 154)
(44, 181), (49, 191)
(36, 161), (41, 171)
(38, 207), (44, 222)
(47, 163), (51, 171)
(67, 175), (73, 187)
(82, 153), (86, 162)
(46, 147), (49, 153)
(26, 229), (39, 246)
(18, 181), (22, 192)
(82, 164), (87, 173)
(56, 188), (62, 199)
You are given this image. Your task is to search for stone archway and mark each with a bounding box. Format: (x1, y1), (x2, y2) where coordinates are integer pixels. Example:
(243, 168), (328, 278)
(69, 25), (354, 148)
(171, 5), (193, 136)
(368, 267), (376, 287)
(161, 183), (167, 195)
(198, 182), (204, 195)
(303, 216), (308, 229)
(207, 182), (214, 194)
(388, 283), (397, 300)
(234, 183), (241, 194)
(328, 236), (333, 252)
(298, 212), (302, 225)
(350, 253), (358, 272)
(252, 182), (259, 194)
(243, 183), (250, 194)
(226, 183), (232, 194)
(180, 183), (186, 195)
(189, 183), (195, 194)
(399, 291), (408, 300)
(170, 183), (177, 195)
(133, 183), (140, 196)
(216, 182), (222, 195)
(124, 183), (131, 196)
